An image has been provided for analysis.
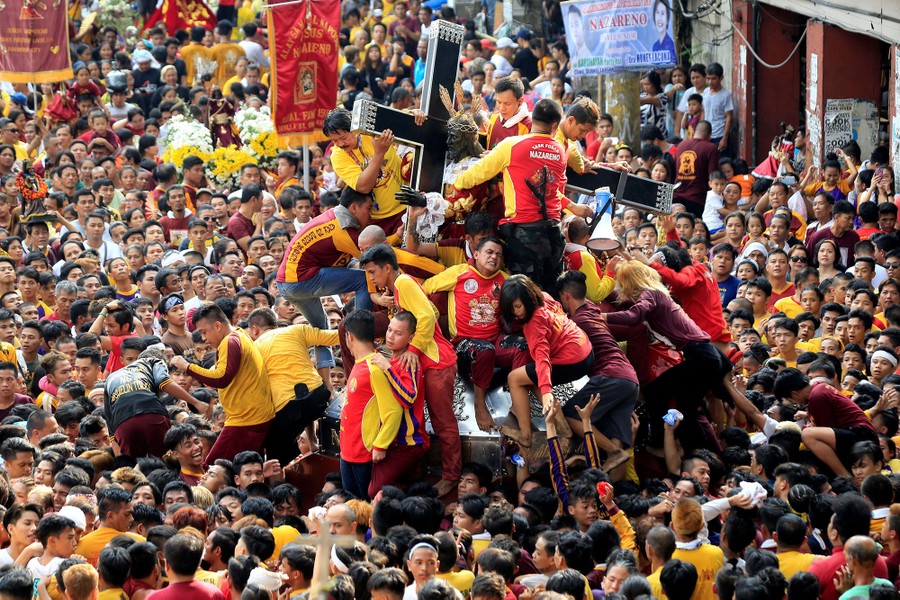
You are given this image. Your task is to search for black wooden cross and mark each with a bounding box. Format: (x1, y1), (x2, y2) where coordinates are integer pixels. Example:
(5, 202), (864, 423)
(350, 19), (464, 194)
(565, 166), (675, 215)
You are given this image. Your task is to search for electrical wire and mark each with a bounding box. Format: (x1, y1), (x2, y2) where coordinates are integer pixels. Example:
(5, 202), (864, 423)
(673, 0), (719, 21)
(756, 2), (807, 28)
(730, 18), (808, 69)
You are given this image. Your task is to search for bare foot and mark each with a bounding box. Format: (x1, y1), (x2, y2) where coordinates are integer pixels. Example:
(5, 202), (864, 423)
(601, 448), (630, 472)
(500, 425), (532, 449)
(475, 404), (497, 432)
(435, 479), (456, 498)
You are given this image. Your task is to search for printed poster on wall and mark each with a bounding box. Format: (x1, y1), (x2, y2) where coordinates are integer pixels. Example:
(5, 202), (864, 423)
(823, 98), (878, 163)
(561, 0), (677, 76)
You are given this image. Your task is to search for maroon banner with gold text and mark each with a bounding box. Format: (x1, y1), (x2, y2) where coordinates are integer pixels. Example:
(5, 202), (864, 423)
(0, 0), (73, 83)
(267, 0), (340, 143)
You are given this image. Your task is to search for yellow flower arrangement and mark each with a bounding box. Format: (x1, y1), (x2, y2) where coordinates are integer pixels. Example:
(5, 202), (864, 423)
(162, 146), (211, 169)
(206, 146), (258, 190)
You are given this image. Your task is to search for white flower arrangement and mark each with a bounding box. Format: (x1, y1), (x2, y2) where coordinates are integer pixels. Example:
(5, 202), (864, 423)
(96, 0), (135, 37)
(235, 105), (278, 169)
(161, 114), (214, 155)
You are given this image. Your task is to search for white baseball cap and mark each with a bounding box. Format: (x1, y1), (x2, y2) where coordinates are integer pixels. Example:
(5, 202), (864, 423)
(496, 37), (518, 50)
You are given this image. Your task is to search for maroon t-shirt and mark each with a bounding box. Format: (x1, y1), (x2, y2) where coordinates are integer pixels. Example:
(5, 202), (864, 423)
(571, 301), (639, 384)
(807, 383), (876, 431)
(0, 394), (35, 422)
(805, 226), (860, 267)
(226, 212), (254, 243)
(674, 138), (720, 214)
(159, 214), (191, 246)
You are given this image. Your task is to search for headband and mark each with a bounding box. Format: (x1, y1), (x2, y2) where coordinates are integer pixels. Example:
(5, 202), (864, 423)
(331, 545), (349, 574)
(653, 251), (668, 267)
(408, 542), (439, 557)
(161, 294), (184, 314)
(873, 350), (899, 367)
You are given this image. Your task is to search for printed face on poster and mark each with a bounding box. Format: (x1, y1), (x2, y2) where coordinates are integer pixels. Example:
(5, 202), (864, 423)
(562, 0), (676, 76)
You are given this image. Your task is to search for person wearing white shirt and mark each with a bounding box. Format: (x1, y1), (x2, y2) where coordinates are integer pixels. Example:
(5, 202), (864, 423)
(676, 65), (707, 137)
(239, 23), (270, 69)
(490, 37), (517, 78)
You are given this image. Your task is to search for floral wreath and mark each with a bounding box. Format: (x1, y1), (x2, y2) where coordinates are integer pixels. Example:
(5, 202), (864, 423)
(16, 171), (48, 202)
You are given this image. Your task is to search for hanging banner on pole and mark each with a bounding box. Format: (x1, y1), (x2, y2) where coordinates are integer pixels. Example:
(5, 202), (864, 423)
(0, 0), (73, 83)
(561, 0), (676, 77)
(267, 0), (340, 144)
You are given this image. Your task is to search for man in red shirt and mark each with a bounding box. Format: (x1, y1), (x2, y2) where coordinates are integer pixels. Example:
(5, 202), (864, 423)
(674, 120), (720, 217)
(360, 244), (460, 498)
(276, 188), (374, 380)
(774, 368), (877, 478)
(159, 186), (192, 248)
(150, 534), (226, 599)
(808, 493), (889, 600)
(226, 184), (263, 253)
(43, 281), (76, 328)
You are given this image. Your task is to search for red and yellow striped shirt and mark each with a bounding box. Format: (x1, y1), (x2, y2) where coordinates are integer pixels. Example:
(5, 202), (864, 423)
(277, 207), (362, 283)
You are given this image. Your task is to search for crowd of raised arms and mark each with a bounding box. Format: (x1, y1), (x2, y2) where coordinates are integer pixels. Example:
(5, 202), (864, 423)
(0, 0), (898, 600)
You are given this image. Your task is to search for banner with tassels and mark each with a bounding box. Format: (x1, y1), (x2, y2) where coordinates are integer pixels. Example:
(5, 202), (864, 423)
(266, 0), (339, 144)
(0, 0), (73, 84)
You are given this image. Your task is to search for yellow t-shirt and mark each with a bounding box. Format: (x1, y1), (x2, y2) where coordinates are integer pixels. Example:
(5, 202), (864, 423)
(777, 550), (816, 580)
(76, 527), (146, 566)
(256, 324), (339, 411)
(187, 328), (275, 427)
(98, 588), (128, 600)
(647, 567), (666, 600)
(773, 296), (803, 319)
(436, 570), (475, 598)
(330, 135), (405, 221)
(672, 544), (725, 600)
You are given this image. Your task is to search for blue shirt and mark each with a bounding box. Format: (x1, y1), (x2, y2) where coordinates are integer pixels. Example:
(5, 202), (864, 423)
(718, 275), (741, 306)
(414, 58), (426, 87)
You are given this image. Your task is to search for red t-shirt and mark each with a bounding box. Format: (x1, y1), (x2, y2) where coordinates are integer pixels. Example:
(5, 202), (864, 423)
(523, 295), (592, 394)
(767, 282), (795, 312)
(106, 334), (137, 375)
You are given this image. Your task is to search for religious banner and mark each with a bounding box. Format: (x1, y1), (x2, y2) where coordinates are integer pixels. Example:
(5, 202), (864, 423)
(561, 0), (676, 76)
(0, 0), (73, 84)
(142, 0), (216, 35)
(267, 0), (340, 143)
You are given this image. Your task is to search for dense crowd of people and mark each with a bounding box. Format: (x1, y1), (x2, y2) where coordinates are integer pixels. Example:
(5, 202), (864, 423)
(0, 0), (898, 600)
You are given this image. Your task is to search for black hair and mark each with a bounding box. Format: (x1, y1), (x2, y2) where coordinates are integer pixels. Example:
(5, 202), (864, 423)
(660, 559), (698, 600)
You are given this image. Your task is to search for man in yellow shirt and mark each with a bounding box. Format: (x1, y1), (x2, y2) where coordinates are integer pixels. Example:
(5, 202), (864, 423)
(776, 513), (822, 580)
(670, 499), (723, 600)
(323, 108), (406, 233)
(76, 487), (145, 566)
(180, 27), (213, 87)
(248, 308), (339, 464)
(0, 119), (27, 160)
(170, 303), (275, 468)
(646, 526), (675, 599)
(212, 22), (246, 88)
